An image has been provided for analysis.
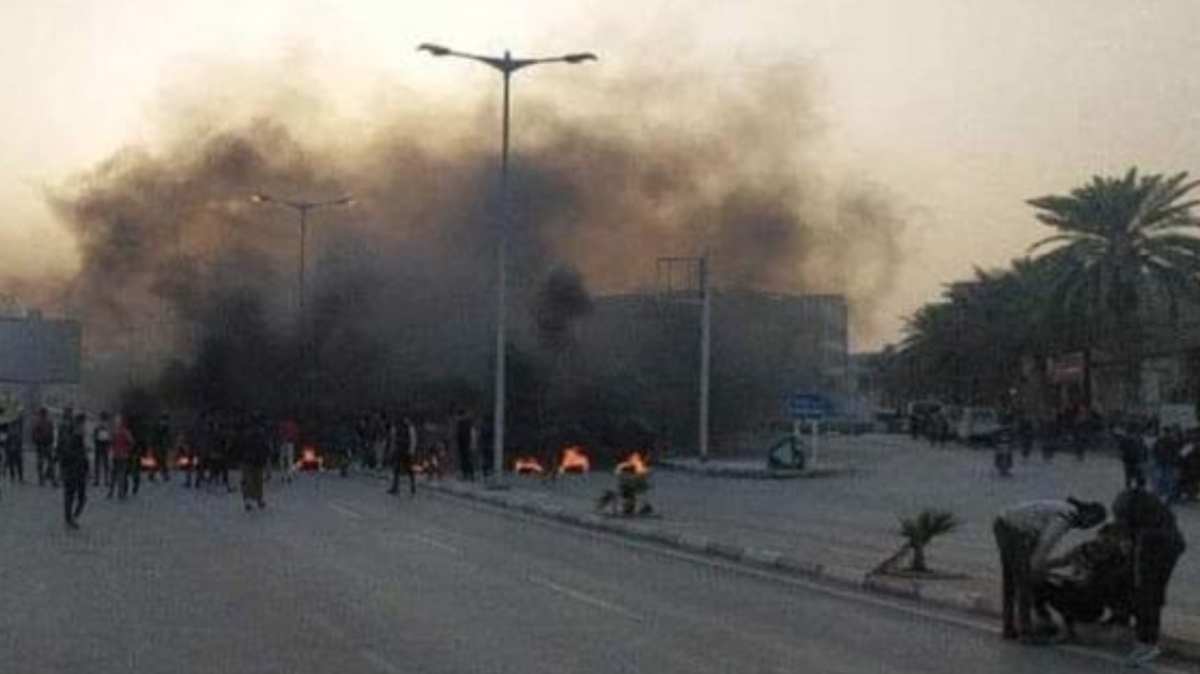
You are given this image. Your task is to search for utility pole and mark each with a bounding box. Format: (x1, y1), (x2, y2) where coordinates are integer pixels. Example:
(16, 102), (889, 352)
(698, 255), (711, 462)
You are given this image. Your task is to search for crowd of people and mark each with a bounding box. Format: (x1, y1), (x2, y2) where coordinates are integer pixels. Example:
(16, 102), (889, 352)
(0, 403), (495, 525)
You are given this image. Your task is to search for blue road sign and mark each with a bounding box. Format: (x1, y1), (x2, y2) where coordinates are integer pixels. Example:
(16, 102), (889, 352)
(788, 392), (833, 420)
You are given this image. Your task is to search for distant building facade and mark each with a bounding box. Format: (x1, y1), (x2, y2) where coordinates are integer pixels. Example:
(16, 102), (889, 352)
(0, 311), (83, 427)
(575, 290), (849, 449)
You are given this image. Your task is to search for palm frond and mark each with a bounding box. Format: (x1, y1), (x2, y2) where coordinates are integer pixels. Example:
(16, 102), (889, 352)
(899, 509), (960, 546)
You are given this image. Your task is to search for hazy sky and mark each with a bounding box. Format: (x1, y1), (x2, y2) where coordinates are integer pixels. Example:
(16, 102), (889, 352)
(3, 1), (1200, 349)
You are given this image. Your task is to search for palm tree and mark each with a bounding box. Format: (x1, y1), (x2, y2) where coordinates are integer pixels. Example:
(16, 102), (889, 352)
(1028, 168), (1200, 407)
(871, 508), (960, 575)
(899, 509), (960, 572)
(893, 260), (1055, 405)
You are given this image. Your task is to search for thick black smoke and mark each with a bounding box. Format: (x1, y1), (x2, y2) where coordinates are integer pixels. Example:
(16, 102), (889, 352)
(535, 265), (593, 351)
(43, 60), (904, 419)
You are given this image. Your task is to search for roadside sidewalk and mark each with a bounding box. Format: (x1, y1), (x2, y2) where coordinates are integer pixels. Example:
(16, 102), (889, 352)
(417, 434), (1200, 659)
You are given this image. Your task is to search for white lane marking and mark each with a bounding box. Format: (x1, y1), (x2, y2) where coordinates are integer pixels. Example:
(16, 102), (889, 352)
(408, 534), (460, 554)
(528, 575), (643, 622)
(435, 494), (1195, 674)
(360, 649), (401, 673)
(329, 502), (365, 520)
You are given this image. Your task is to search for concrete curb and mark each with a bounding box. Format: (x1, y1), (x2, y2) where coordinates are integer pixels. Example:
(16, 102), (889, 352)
(419, 478), (1200, 663)
(657, 459), (851, 480)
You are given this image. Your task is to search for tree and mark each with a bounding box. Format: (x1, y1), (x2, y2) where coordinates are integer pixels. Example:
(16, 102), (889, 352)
(1028, 168), (1200, 407)
(889, 260), (1054, 406)
(872, 509), (960, 575)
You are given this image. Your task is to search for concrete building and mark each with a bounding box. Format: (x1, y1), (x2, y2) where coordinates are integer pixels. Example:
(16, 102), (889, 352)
(575, 290), (849, 450)
(0, 310), (83, 423)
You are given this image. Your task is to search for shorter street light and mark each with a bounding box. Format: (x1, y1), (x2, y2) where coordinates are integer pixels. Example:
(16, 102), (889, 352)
(250, 192), (353, 320)
(250, 192), (352, 424)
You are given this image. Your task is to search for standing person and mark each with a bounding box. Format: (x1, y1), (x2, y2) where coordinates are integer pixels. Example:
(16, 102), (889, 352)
(9, 411), (24, 483)
(32, 408), (55, 486)
(278, 416), (299, 484)
(992, 497), (1107, 642)
(197, 413), (222, 489)
(1017, 417), (1034, 460)
(479, 418), (494, 479)
(60, 413), (89, 529)
(184, 412), (208, 489)
(1113, 482), (1187, 667)
(108, 415), (134, 500)
(470, 415), (483, 480)
(1075, 400), (1094, 458)
(204, 415), (228, 491)
(149, 413), (171, 483)
(1118, 427), (1149, 490)
(354, 413), (370, 470)
(239, 413), (269, 511)
(219, 414), (238, 492)
(455, 408), (474, 481)
(388, 413), (418, 497)
(92, 412), (113, 488)
(994, 439), (1014, 478)
(55, 406), (75, 483)
(4, 412), (23, 484)
(129, 413), (152, 496)
(1151, 426), (1182, 504)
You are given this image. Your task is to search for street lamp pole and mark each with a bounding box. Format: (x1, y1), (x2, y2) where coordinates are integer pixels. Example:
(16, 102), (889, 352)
(418, 43), (596, 484)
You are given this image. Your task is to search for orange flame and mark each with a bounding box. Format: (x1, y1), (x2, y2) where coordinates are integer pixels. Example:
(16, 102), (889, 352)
(175, 454), (195, 469)
(514, 456), (545, 475)
(557, 446), (591, 474)
(139, 455), (158, 470)
(295, 446), (323, 470)
(615, 452), (650, 476)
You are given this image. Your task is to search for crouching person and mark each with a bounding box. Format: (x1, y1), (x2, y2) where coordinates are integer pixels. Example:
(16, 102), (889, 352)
(1033, 522), (1132, 642)
(993, 497), (1107, 643)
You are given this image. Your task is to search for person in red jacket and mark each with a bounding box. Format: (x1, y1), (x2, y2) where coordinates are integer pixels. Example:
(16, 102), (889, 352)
(108, 416), (135, 500)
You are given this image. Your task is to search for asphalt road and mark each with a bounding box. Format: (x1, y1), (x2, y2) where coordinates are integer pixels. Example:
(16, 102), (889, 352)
(0, 471), (1181, 673)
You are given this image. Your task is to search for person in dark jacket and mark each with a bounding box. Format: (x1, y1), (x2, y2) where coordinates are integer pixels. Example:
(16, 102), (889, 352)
(32, 407), (55, 486)
(148, 413), (171, 482)
(1151, 427), (1183, 503)
(240, 413), (270, 510)
(388, 414), (418, 496)
(55, 406), (75, 480)
(1117, 428), (1149, 490)
(455, 409), (474, 481)
(3, 413), (23, 483)
(1113, 482), (1187, 667)
(60, 413), (89, 528)
(8, 413), (24, 483)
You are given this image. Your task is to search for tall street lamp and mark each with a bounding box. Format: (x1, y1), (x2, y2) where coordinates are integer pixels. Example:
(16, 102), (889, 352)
(418, 43), (596, 483)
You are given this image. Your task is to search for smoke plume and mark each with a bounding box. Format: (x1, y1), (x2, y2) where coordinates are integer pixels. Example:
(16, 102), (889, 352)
(40, 57), (904, 414)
